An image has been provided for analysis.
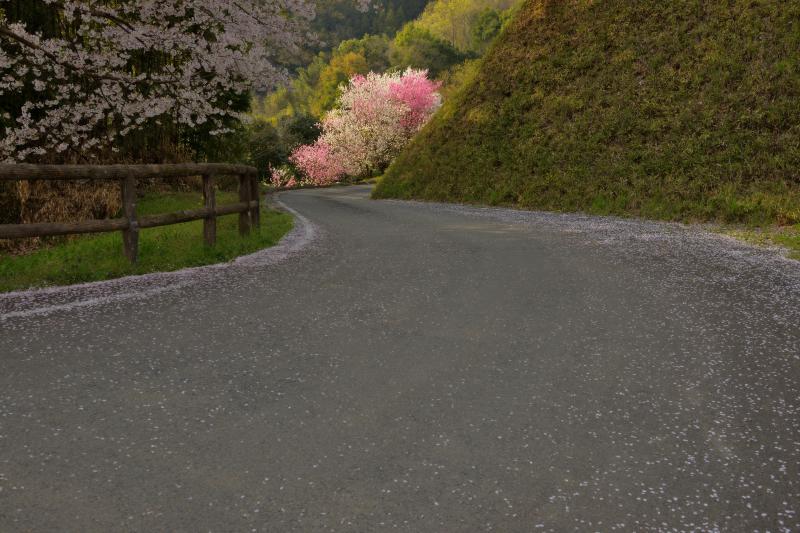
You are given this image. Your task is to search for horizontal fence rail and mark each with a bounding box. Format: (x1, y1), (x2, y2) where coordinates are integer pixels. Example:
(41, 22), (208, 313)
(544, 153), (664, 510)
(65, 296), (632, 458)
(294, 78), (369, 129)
(0, 163), (257, 181)
(0, 163), (261, 264)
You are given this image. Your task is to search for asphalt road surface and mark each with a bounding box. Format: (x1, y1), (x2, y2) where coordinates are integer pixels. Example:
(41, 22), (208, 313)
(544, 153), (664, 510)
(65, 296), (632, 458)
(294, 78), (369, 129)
(2, 185), (799, 531)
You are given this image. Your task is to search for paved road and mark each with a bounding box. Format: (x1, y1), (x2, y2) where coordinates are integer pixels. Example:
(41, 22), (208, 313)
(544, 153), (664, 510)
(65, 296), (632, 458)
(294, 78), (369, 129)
(2, 185), (800, 531)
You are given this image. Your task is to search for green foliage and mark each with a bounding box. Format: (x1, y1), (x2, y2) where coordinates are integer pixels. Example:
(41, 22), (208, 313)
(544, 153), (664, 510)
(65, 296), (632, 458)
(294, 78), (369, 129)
(411, 0), (516, 52)
(277, 114), (322, 152)
(179, 90), (253, 164)
(470, 8), (504, 52)
(312, 51), (372, 115)
(0, 192), (294, 292)
(719, 224), (800, 261)
(256, 35), (394, 124)
(390, 25), (469, 76)
(248, 121), (286, 179)
(310, 0), (429, 60)
(337, 34), (394, 72)
(376, 0), (800, 226)
(437, 58), (481, 100)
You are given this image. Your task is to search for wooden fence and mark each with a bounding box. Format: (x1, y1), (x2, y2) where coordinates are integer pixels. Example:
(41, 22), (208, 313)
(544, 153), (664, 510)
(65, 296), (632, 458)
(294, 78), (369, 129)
(0, 163), (260, 264)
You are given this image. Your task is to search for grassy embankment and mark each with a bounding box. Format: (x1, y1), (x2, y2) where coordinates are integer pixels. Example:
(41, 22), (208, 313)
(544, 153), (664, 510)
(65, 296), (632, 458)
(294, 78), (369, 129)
(0, 191), (293, 292)
(375, 0), (800, 257)
(715, 225), (800, 260)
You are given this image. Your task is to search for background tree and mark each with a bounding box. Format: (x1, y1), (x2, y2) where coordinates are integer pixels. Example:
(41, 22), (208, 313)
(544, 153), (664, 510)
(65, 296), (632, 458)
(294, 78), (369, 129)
(470, 8), (504, 52)
(248, 121), (286, 181)
(277, 114), (323, 152)
(291, 69), (441, 183)
(310, 52), (371, 116)
(411, 0), (515, 51)
(310, 0), (428, 59)
(390, 25), (468, 77)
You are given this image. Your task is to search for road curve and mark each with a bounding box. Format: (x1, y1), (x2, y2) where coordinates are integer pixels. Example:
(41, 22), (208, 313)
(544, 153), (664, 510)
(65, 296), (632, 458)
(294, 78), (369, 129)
(1, 185), (799, 531)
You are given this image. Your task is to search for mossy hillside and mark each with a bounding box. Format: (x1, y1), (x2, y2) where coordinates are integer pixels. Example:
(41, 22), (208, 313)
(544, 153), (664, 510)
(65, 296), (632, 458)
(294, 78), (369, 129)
(375, 0), (800, 225)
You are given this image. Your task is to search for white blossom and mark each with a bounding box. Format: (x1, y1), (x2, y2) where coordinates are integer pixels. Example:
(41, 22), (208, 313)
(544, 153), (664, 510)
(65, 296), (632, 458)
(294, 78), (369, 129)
(0, 0), (345, 162)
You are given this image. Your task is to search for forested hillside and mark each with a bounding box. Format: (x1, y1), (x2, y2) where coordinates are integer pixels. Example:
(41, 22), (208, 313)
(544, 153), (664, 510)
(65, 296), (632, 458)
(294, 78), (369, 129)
(376, 0), (800, 225)
(251, 0), (518, 176)
(310, 0), (429, 58)
(259, 0), (515, 120)
(411, 0), (516, 52)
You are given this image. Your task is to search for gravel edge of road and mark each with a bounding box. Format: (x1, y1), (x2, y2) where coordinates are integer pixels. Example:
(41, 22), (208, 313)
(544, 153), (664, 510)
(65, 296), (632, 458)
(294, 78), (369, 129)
(380, 196), (800, 274)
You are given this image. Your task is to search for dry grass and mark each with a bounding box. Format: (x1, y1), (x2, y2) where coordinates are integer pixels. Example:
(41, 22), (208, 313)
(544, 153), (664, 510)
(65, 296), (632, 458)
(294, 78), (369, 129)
(1, 180), (120, 254)
(0, 173), (214, 254)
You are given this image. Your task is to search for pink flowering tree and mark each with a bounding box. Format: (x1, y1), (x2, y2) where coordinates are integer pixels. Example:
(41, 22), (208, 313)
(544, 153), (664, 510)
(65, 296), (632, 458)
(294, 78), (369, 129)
(388, 69), (443, 131)
(0, 0), (369, 163)
(291, 68), (441, 184)
(289, 141), (347, 185)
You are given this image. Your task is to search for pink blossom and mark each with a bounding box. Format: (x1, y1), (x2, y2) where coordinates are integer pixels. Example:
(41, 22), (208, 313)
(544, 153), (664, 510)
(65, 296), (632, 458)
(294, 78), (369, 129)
(290, 68), (442, 182)
(389, 69), (443, 130)
(289, 141), (346, 185)
(270, 165), (298, 188)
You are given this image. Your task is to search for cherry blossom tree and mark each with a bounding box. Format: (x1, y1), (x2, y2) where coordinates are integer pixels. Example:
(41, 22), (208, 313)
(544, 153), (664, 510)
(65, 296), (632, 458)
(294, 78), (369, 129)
(291, 67), (440, 184)
(0, 0), (366, 163)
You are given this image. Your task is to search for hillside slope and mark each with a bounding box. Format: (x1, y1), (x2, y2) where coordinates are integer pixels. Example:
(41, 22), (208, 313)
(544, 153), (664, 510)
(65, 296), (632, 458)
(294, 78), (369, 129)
(374, 0), (800, 224)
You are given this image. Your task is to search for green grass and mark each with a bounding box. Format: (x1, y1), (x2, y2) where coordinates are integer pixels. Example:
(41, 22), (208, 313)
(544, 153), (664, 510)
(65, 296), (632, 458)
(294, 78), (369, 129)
(717, 224), (800, 261)
(0, 191), (293, 292)
(375, 0), (800, 227)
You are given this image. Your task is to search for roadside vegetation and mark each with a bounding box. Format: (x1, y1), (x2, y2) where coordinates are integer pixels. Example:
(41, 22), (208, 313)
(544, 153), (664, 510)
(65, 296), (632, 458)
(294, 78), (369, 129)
(375, 0), (800, 231)
(0, 192), (293, 293)
(716, 225), (800, 261)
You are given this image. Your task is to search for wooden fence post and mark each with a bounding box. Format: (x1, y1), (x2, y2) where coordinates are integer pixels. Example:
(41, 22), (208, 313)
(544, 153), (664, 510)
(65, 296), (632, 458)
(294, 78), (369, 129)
(249, 174), (260, 231)
(202, 173), (216, 246)
(238, 174), (251, 236)
(121, 176), (139, 264)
